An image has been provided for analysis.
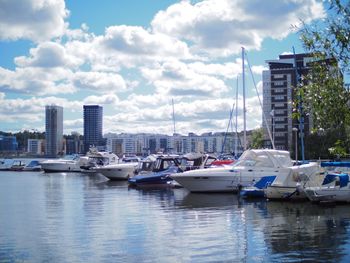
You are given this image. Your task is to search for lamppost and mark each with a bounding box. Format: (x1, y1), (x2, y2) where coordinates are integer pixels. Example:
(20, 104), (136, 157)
(270, 109), (275, 149)
(292, 127), (298, 163)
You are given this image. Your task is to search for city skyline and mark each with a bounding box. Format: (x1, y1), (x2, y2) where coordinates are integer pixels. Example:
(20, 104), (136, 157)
(0, 0), (330, 135)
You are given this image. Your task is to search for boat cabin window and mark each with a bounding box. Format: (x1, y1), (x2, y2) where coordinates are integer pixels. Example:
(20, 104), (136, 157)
(234, 156), (274, 167)
(234, 159), (256, 167)
(138, 161), (154, 172)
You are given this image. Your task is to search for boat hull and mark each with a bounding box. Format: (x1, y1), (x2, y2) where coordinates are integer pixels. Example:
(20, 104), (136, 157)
(128, 167), (179, 187)
(170, 175), (240, 192)
(97, 163), (137, 180)
(171, 166), (282, 193)
(305, 187), (350, 203)
(41, 162), (81, 172)
(265, 185), (307, 200)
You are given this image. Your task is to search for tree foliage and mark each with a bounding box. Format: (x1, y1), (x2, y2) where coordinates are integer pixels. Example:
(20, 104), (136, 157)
(297, 0), (350, 158)
(250, 128), (264, 149)
(300, 0), (350, 72)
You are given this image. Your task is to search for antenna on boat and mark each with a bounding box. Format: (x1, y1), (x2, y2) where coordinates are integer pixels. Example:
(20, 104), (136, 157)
(172, 99), (176, 134)
(293, 47), (305, 162)
(242, 47), (247, 150)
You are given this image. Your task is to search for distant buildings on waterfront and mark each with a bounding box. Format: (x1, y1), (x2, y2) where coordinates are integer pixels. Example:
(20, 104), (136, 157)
(105, 131), (248, 156)
(45, 105), (64, 157)
(83, 105), (104, 153)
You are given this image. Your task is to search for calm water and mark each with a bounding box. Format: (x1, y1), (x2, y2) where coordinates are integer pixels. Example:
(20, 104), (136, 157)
(1, 171), (350, 262)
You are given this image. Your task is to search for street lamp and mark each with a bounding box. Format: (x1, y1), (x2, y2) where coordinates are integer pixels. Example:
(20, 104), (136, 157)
(292, 127), (298, 163)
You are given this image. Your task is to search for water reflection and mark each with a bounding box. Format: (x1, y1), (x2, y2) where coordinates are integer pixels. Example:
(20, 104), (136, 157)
(2, 171), (350, 262)
(264, 201), (350, 262)
(177, 192), (238, 208)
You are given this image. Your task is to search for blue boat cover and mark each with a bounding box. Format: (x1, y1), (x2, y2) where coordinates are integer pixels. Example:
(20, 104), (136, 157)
(321, 162), (350, 167)
(338, 174), (349, 187)
(322, 173), (349, 187)
(254, 176), (276, 189)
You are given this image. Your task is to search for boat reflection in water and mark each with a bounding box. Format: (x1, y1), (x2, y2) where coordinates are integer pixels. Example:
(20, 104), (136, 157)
(2, 171), (350, 262)
(263, 201), (350, 262)
(177, 192), (239, 208)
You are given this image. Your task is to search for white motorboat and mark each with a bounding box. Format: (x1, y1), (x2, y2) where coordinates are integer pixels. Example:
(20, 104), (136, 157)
(22, 160), (42, 171)
(41, 155), (87, 172)
(79, 148), (119, 172)
(95, 156), (141, 180)
(171, 149), (301, 193)
(95, 161), (139, 180)
(264, 162), (323, 200)
(304, 168), (350, 203)
(41, 148), (119, 173)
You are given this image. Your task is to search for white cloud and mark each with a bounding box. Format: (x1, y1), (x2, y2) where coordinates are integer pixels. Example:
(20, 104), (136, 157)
(0, 0), (327, 135)
(83, 93), (120, 105)
(151, 0), (325, 56)
(73, 71), (129, 93)
(141, 59), (229, 98)
(0, 66), (76, 95)
(0, 0), (68, 42)
(15, 42), (81, 68)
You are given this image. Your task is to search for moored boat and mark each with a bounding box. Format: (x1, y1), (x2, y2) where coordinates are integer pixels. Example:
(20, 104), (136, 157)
(304, 173), (350, 203)
(264, 162), (323, 201)
(128, 155), (181, 187)
(303, 162), (350, 203)
(41, 155), (86, 172)
(95, 161), (139, 180)
(22, 160), (42, 171)
(171, 149), (299, 193)
(10, 160), (26, 171)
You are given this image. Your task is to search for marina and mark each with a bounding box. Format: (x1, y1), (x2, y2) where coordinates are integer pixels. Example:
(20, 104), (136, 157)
(2, 170), (350, 262)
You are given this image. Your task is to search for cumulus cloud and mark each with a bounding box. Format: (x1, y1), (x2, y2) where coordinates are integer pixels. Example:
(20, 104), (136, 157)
(0, 0), (327, 135)
(0, 66), (76, 95)
(151, 0), (325, 56)
(98, 25), (191, 58)
(15, 42), (79, 68)
(0, 0), (68, 42)
(73, 71), (129, 93)
(83, 93), (120, 105)
(0, 93), (81, 125)
(141, 59), (229, 98)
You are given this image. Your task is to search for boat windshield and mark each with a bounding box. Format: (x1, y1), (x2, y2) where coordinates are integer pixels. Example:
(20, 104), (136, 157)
(154, 158), (179, 171)
(234, 159), (257, 167)
(233, 153), (274, 167)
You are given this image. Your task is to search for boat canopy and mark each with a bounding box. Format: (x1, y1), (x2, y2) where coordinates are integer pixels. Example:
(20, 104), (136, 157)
(322, 173), (349, 187)
(234, 149), (293, 168)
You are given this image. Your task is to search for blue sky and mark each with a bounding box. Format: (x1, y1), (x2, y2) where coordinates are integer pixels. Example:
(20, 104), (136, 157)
(0, 0), (327, 135)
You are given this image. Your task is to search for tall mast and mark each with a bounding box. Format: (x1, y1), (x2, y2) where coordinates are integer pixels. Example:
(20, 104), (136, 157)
(234, 76), (239, 156)
(172, 99), (176, 134)
(242, 47), (247, 150)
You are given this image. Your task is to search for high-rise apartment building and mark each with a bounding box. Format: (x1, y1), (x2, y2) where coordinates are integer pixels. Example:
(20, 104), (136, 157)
(83, 105), (103, 153)
(262, 53), (316, 151)
(27, 139), (43, 155)
(45, 105), (63, 157)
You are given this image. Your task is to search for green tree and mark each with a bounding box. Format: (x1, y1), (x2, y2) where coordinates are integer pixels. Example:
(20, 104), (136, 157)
(297, 0), (350, 158)
(250, 128), (264, 149)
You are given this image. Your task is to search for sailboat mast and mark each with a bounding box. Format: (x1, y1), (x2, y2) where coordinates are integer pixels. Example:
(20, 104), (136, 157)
(234, 76), (239, 156)
(172, 99), (176, 134)
(242, 47), (247, 150)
